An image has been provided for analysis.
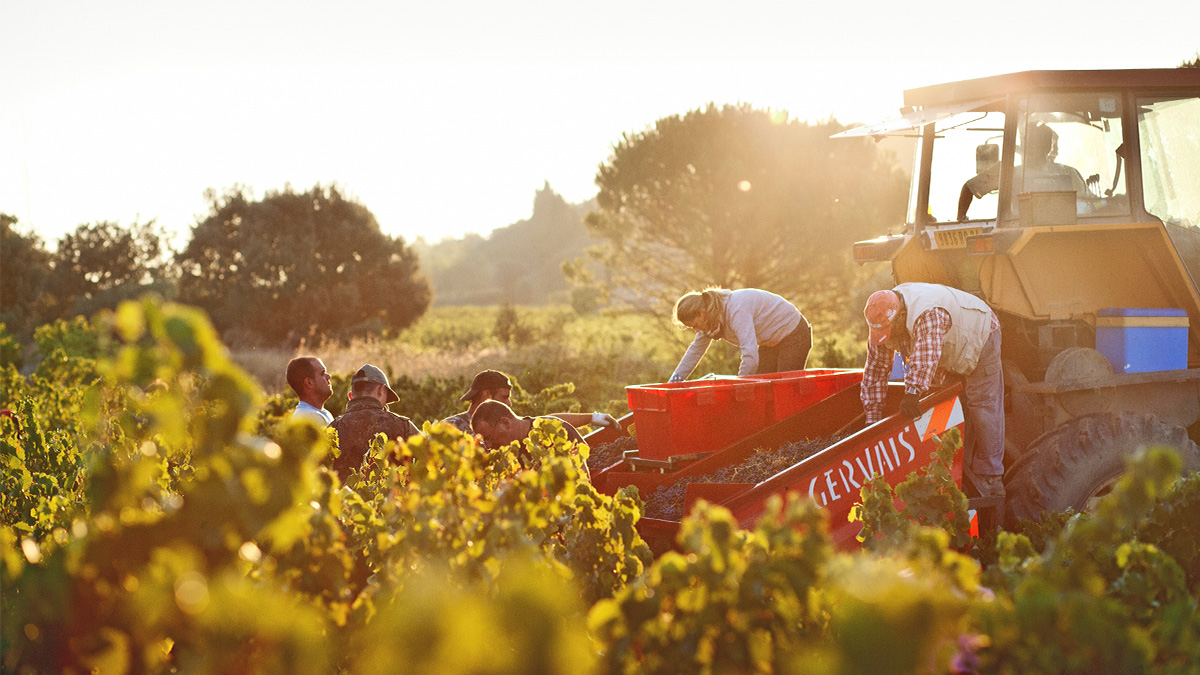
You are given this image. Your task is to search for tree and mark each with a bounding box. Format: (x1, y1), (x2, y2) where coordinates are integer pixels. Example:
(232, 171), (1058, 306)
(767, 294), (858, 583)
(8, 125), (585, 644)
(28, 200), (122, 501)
(44, 219), (173, 321)
(570, 104), (908, 322)
(0, 214), (52, 339)
(418, 183), (595, 306)
(176, 184), (432, 345)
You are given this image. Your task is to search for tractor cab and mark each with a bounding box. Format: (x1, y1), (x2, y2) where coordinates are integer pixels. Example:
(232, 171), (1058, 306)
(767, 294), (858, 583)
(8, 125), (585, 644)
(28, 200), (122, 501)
(844, 70), (1200, 259)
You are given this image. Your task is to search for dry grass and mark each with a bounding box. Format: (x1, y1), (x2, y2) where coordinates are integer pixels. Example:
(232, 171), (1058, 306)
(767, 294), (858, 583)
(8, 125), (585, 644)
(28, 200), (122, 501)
(232, 337), (518, 395)
(231, 303), (864, 397)
(229, 345), (296, 394)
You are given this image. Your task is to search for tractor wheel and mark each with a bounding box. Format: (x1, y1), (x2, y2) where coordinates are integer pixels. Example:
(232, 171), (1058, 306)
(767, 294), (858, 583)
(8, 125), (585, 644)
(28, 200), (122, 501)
(1005, 412), (1200, 524)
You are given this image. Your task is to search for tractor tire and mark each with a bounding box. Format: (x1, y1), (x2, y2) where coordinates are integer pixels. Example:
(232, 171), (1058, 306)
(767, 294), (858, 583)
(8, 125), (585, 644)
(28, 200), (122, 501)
(1005, 412), (1200, 524)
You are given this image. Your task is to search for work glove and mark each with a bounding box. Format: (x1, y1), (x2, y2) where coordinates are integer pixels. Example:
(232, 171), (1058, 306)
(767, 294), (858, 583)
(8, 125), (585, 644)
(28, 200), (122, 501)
(900, 392), (922, 420)
(668, 373), (685, 383)
(591, 412), (618, 429)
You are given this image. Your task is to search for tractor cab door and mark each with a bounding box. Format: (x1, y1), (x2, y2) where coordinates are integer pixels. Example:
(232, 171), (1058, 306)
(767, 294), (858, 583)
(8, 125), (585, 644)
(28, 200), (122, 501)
(834, 97), (1007, 231)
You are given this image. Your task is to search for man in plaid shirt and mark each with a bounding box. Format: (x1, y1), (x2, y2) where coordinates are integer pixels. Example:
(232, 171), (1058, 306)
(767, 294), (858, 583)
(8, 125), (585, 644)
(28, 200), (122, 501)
(861, 283), (1005, 498)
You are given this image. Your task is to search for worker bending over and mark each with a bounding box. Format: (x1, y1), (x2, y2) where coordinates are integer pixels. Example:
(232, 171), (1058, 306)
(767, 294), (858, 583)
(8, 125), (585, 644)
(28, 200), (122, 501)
(470, 400), (590, 479)
(860, 283), (1005, 498)
(669, 287), (811, 381)
(442, 369), (618, 435)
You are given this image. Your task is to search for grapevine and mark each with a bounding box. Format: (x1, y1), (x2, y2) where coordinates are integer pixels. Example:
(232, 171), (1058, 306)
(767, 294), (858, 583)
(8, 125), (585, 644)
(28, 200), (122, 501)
(4, 299), (1200, 673)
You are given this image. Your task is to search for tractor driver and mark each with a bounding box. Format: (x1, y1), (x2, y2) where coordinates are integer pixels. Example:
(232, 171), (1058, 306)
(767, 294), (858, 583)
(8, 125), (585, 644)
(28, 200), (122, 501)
(958, 120), (1090, 221)
(860, 283), (1005, 499)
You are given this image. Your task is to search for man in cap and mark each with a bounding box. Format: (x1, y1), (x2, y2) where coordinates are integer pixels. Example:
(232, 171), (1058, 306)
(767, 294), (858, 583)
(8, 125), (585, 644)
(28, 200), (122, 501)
(286, 356), (334, 426)
(469, 400), (590, 479)
(861, 282), (1005, 498)
(441, 369), (619, 435)
(330, 364), (421, 478)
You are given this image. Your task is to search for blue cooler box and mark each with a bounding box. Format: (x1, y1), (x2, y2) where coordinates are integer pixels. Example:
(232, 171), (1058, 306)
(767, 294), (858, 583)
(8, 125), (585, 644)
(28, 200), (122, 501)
(1095, 308), (1188, 374)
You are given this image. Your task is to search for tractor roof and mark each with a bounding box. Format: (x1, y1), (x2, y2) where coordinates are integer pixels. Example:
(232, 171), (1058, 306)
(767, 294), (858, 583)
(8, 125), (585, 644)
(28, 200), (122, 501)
(904, 69), (1200, 109)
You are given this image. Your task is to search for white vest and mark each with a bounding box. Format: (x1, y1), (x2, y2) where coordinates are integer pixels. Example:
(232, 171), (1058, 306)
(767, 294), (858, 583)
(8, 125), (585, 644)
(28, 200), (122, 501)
(895, 283), (994, 375)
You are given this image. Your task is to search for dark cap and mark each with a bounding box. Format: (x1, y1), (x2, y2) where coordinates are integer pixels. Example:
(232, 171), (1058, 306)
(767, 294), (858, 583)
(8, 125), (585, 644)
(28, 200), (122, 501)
(459, 369), (511, 402)
(351, 364), (399, 404)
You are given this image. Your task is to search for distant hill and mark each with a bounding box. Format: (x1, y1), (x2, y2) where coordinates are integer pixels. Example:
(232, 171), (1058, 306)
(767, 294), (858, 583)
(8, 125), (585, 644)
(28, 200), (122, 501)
(415, 183), (596, 306)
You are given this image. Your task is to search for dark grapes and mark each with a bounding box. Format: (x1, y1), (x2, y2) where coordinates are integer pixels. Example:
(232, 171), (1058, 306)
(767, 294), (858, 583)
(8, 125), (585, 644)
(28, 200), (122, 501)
(587, 435), (638, 475)
(641, 434), (846, 521)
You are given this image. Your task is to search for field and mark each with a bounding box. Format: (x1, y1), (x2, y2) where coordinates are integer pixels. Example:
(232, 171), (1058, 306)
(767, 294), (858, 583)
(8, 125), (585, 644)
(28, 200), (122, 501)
(3, 301), (1199, 674)
(233, 304), (870, 424)
(237, 305), (689, 395)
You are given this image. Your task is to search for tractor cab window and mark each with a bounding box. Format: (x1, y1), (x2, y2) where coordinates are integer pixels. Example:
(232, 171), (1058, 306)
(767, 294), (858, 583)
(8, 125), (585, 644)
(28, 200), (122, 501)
(1138, 95), (1200, 229)
(1010, 94), (1128, 219)
(914, 110), (1006, 224)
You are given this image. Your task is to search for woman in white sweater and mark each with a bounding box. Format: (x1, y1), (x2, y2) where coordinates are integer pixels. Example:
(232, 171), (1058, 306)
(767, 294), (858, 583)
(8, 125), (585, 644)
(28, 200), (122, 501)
(668, 287), (811, 382)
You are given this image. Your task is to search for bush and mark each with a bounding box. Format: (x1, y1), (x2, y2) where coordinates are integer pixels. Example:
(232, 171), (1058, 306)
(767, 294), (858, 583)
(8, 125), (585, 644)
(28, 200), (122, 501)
(2, 298), (652, 673)
(0, 324), (23, 371)
(493, 302), (534, 346)
(1138, 471), (1200, 589)
(976, 446), (1200, 673)
(5, 297), (1200, 674)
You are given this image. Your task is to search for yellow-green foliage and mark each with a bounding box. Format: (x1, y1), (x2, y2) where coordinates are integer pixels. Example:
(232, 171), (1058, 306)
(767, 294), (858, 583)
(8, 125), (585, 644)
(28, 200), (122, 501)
(1, 297), (651, 674)
(852, 428), (973, 552)
(810, 529), (984, 675)
(1, 317), (103, 541)
(589, 493), (988, 675)
(346, 560), (595, 675)
(4, 297), (1200, 675)
(589, 495), (833, 674)
(3, 299), (332, 673)
(976, 447), (1200, 674)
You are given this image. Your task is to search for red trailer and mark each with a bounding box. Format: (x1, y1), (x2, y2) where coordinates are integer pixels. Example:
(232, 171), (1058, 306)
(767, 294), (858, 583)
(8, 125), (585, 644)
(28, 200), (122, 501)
(584, 372), (973, 554)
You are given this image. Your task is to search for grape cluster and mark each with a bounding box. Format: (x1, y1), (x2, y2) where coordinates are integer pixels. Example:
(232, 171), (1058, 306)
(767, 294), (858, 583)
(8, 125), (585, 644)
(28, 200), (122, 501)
(642, 481), (687, 521)
(587, 435), (638, 475)
(642, 434), (846, 521)
(724, 435), (845, 484)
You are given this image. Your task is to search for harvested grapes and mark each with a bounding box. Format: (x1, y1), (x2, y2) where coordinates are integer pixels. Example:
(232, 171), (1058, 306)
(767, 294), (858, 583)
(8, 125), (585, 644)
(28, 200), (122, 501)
(642, 434), (846, 521)
(587, 435), (638, 475)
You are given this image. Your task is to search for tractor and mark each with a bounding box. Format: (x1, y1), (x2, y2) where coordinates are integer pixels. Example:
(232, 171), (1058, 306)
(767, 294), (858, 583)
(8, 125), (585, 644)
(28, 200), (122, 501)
(842, 68), (1200, 522)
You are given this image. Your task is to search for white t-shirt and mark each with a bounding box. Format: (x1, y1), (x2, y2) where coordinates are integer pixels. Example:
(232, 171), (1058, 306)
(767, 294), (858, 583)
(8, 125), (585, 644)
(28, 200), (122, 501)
(292, 401), (333, 426)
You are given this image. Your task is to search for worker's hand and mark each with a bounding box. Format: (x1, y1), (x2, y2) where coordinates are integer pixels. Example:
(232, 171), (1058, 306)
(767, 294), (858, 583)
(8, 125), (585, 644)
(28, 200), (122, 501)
(900, 392), (922, 420)
(591, 412), (618, 429)
(668, 373), (685, 383)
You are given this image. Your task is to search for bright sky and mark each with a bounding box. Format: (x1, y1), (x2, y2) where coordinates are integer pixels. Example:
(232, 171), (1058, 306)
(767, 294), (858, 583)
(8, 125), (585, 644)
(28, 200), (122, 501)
(2, 1), (1197, 249)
